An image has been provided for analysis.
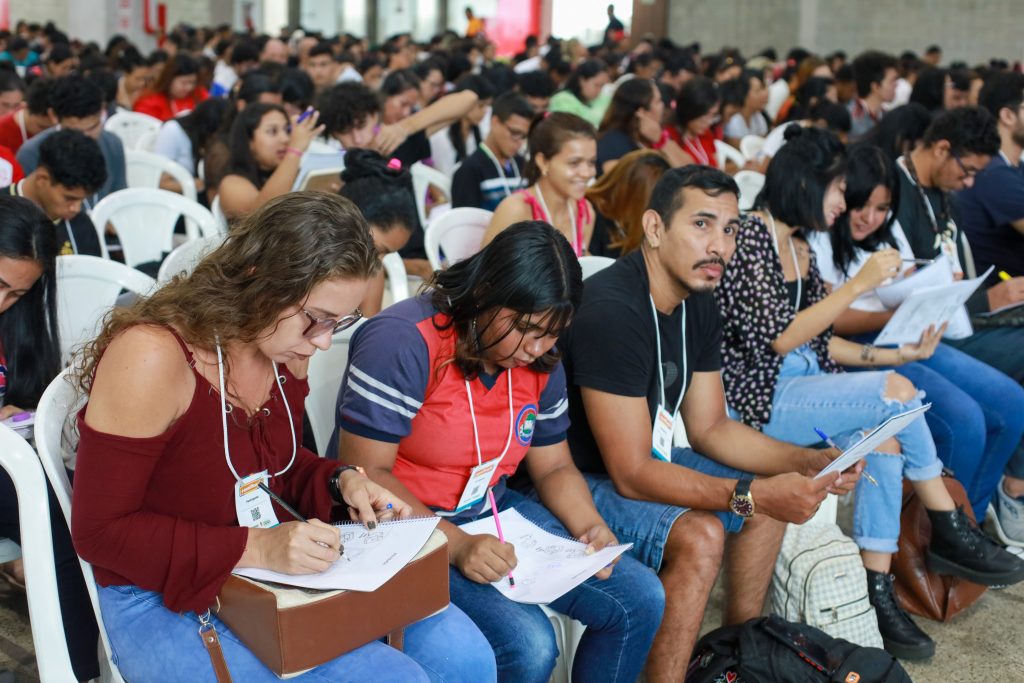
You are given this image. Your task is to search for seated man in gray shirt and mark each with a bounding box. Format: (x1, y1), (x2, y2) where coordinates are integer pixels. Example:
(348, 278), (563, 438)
(16, 73), (126, 205)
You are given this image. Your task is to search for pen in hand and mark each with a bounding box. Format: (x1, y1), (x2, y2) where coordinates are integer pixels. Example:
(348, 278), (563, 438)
(487, 488), (515, 588)
(813, 428), (879, 487)
(258, 483), (333, 549)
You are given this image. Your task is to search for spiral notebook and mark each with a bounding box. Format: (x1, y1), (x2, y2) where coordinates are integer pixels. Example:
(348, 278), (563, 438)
(458, 508), (632, 604)
(233, 516), (440, 592)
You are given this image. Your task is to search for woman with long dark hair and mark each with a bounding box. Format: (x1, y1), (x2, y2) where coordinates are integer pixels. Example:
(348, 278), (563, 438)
(548, 59), (611, 128)
(133, 53), (209, 121)
(809, 144), (1024, 530)
(0, 195), (100, 681)
(429, 74), (495, 176)
(217, 102), (323, 220)
(715, 128), (1024, 661)
(586, 148), (670, 257)
(484, 112), (597, 256)
(669, 76), (722, 168)
(70, 192), (495, 682)
(595, 78), (685, 175)
(333, 221), (663, 682)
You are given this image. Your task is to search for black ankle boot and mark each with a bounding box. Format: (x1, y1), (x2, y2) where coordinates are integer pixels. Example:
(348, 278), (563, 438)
(927, 506), (1024, 586)
(865, 569), (935, 660)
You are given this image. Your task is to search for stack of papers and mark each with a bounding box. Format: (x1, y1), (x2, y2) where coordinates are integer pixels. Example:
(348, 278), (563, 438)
(815, 404), (931, 479)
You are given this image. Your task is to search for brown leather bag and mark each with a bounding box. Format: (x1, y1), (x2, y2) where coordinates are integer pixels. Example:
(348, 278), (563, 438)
(891, 473), (986, 622)
(214, 529), (450, 676)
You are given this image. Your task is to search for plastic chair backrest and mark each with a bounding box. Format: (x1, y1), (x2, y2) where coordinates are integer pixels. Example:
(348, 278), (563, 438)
(423, 207), (492, 271)
(411, 161), (453, 227)
(765, 80), (790, 121)
(739, 134), (766, 160)
(56, 255), (156, 362)
(157, 235), (224, 283)
(714, 140), (747, 170)
(305, 320), (365, 456)
(209, 194), (229, 236)
(298, 166), (345, 192)
(89, 188), (219, 267)
(382, 252), (411, 304)
(34, 370), (126, 681)
(133, 129), (159, 152)
(103, 111), (161, 150)
(125, 148), (197, 202)
(578, 255), (615, 280)
(733, 170), (766, 211)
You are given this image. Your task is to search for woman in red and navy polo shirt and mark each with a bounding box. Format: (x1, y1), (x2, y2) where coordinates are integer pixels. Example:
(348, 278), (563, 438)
(333, 221), (664, 682)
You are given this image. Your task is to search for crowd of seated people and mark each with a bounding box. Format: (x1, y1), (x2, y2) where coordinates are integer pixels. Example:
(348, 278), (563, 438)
(2, 16), (1024, 682)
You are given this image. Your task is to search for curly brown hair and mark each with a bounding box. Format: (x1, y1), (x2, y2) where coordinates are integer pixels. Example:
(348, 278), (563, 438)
(72, 191), (380, 392)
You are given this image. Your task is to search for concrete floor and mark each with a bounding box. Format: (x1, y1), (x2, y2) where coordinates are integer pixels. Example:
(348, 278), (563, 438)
(0, 549), (1020, 681)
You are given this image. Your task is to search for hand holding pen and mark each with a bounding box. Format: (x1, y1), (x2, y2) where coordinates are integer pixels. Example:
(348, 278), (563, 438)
(813, 428), (879, 487)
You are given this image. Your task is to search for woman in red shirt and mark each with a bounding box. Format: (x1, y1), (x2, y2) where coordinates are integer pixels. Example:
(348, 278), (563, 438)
(670, 76), (722, 168)
(133, 53), (209, 121)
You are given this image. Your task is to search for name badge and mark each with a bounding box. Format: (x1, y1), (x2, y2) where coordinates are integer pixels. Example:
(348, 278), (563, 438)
(652, 405), (674, 462)
(454, 458), (501, 512)
(234, 470), (280, 529)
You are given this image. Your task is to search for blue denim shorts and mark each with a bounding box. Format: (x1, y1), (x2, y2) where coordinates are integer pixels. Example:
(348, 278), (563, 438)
(583, 447), (749, 572)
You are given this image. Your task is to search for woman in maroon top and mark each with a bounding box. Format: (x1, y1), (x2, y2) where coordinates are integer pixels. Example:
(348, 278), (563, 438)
(70, 192), (495, 682)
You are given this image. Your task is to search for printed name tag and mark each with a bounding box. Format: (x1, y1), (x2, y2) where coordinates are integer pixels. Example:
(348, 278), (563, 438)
(234, 470), (280, 529)
(454, 458), (501, 512)
(652, 405), (674, 462)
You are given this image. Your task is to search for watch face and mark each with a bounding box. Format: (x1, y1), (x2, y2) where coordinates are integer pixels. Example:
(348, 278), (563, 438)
(731, 496), (754, 517)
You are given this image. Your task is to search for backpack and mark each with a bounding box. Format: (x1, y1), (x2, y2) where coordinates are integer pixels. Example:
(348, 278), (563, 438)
(770, 522), (884, 648)
(686, 615), (911, 683)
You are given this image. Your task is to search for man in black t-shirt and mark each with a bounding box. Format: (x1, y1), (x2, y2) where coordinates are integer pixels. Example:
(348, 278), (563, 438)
(561, 166), (856, 680)
(452, 92), (531, 212)
(4, 128), (105, 257)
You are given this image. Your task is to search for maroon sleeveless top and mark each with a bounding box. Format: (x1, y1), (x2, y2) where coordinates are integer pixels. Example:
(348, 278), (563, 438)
(71, 327), (342, 613)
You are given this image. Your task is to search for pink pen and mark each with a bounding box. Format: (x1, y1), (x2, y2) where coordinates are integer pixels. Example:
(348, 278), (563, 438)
(487, 489), (515, 588)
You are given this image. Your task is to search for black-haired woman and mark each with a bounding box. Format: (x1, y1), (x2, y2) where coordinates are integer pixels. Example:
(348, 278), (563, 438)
(429, 74), (496, 177)
(134, 53), (208, 121)
(0, 195), (100, 680)
(334, 221), (663, 682)
(668, 76), (722, 168)
(595, 78), (686, 176)
(548, 59), (611, 128)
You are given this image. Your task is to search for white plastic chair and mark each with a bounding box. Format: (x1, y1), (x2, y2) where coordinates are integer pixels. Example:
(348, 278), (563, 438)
(34, 369), (125, 682)
(125, 148), (198, 202)
(210, 194), (229, 235)
(411, 161), (453, 228)
(56, 255), (156, 361)
(739, 134), (766, 161)
(423, 207), (492, 272)
(714, 140), (747, 170)
(305, 320), (366, 457)
(298, 166), (345, 192)
(133, 128), (159, 152)
(89, 188), (219, 267)
(578, 255), (615, 280)
(157, 235), (224, 283)
(104, 111), (162, 150)
(382, 252), (411, 304)
(733, 170), (766, 211)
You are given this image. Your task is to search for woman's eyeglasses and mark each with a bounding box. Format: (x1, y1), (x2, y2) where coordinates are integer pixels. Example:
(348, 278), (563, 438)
(301, 308), (362, 338)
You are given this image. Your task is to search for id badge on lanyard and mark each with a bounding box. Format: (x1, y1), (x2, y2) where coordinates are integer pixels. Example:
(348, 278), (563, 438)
(234, 470), (280, 529)
(652, 406), (675, 461)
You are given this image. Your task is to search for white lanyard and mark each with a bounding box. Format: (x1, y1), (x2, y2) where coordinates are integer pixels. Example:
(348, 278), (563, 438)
(649, 295), (687, 416)
(15, 109), (26, 145)
(683, 135), (710, 166)
(766, 211), (802, 311)
(464, 370), (515, 467)
(215, 342), (296, 481)
(533, 185), (579, 255)
(480, 142), (520, 198)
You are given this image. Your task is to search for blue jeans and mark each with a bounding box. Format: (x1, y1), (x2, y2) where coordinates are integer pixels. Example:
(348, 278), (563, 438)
(761, 345), (942, 554)
(99, 584), (496, 682)
(451, 489), (664, 683)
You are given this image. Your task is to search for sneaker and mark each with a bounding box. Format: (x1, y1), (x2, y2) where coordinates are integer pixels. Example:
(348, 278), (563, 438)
(991, 479), (1024, 547)
(927, 506), (1024, 586)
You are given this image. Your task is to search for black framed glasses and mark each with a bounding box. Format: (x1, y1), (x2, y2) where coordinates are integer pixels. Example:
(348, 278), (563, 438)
(301, 308), (362, 338)
(951, 153), (979, 178)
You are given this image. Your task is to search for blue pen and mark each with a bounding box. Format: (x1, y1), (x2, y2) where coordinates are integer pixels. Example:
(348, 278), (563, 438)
(296, 107), (314, 124)
(814, 427), (879, 486)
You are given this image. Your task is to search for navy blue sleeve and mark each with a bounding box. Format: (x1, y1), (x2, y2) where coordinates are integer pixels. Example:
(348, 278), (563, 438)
(532, 361), (569, 447)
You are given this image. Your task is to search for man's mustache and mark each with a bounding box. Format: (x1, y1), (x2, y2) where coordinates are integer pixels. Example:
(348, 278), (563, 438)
(693, 257), (726, 269)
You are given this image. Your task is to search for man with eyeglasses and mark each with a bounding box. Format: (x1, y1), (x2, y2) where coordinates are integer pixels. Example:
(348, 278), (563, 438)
(452, 92), (532, 211)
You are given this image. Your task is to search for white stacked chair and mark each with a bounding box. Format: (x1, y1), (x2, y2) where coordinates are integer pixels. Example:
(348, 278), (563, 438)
(89, 188), (219, 268)
(714, 139), (747, 170)
(411, 161), (453, 228)
(381, 252), (411, 305)
(157, 235), (224, 283)
(739, 134), (767, 160)
(133, 129), (159, 152)
(104, 111), (161, 150)
(423, 208), (492, 272)
(733, 170), (766, 211)
(124, 148), (198, 203)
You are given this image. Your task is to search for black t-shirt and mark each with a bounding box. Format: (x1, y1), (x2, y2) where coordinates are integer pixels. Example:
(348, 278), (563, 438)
(393, 130), (431, 169)
(561, 249), (724, 474)
(596, 129), (640, 176)
(451, 148), (525, 212)
(587, 211), (623, 259)
(2, 184), (103, 257)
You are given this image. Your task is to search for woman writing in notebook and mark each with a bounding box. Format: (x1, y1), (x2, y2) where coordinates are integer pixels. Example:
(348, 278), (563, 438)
(483, 112), (598, 257)
(70, 193), (495, 682)
(333, 222), (664, 683)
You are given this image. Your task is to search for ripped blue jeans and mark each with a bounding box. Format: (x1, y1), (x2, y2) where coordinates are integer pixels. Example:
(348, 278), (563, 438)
(760, 345), (942, 554)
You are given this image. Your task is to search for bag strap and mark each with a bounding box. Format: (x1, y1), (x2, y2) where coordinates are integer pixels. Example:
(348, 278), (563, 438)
(387, 627), (405, 652)
(199, 611), (234, 683)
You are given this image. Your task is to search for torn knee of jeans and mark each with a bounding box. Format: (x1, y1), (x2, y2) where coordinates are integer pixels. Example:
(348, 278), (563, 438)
(880, 373), (925, 406)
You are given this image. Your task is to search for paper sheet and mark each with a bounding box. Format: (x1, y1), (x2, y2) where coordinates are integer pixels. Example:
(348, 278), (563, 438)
(875, 255), (952, 308)
(815, 404), (931, 479)
(458, 509), (632, 605)
(874, 267), (992, 346)
(233, 516), (440, 592)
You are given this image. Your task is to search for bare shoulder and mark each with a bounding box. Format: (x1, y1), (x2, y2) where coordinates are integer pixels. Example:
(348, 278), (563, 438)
(484, 193), (533, 245)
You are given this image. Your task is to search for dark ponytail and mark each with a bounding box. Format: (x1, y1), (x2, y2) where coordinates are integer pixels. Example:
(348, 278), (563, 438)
(339, 149), (417, 234)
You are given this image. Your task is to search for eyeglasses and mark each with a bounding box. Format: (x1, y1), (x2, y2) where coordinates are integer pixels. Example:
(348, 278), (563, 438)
(301, 308), (362, 338)
(503, 121), (529, 141)
(951, 153), (979, 178)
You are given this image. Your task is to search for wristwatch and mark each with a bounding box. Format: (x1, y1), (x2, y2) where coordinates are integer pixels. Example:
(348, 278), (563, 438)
(328, 465), (366, 504)
(729, 478), (755, 518)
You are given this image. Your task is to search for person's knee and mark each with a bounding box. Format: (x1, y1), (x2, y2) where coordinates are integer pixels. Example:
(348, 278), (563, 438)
(876, 436), (902, 456)
(883, 373), (917, 404)
(662, 512), (725, 579)
(498, 615), (558, 681)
